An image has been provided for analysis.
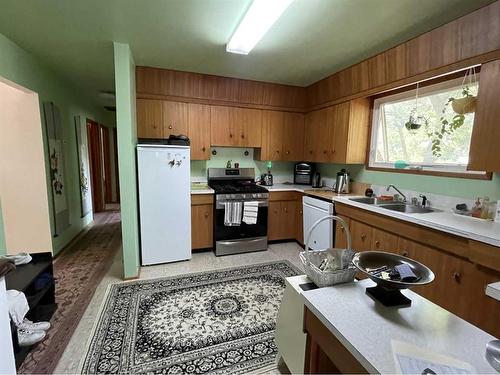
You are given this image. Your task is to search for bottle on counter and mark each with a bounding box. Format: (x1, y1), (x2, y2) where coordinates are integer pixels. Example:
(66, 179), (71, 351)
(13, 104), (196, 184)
(471, 197), (482, 218)
(495, 201), (500, 223)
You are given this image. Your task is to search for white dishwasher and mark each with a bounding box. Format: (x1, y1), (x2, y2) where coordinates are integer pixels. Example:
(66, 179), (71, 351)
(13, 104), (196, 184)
(302, 196), (335, 250)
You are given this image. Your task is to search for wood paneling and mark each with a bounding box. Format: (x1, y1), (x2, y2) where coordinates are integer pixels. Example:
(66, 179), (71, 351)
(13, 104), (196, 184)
(136, 66), (306, 111)
(187, 103), (211, 160)
(468, 59), (500, 172)
(307, 1), (500, 109)
(137, 99), (163, 138)
(283, 112), (305, 161)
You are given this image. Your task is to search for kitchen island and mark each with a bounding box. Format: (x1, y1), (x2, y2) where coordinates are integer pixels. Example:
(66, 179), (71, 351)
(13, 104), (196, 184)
(301, 279), (497, 374)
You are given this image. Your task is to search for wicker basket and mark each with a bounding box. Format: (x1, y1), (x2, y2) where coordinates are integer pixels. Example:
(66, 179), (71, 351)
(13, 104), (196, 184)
(299, 215), (356, 287)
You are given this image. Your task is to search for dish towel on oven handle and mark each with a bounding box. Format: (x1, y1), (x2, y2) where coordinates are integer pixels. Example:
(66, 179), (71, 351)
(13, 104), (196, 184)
(224, 201), (242, 226)
(243, 201), (259, 225)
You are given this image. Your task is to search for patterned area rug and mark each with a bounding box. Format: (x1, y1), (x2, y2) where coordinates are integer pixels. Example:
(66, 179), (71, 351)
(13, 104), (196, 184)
(19, 210), (121, 374)
(81, 261), (300, 374)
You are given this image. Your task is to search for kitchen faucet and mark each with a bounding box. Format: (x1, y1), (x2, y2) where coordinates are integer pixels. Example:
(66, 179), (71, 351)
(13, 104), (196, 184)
(386, 184), (407, 202)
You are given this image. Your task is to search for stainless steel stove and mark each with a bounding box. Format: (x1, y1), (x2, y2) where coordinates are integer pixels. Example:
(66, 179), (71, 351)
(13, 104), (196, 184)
(208, 168), (269, 256)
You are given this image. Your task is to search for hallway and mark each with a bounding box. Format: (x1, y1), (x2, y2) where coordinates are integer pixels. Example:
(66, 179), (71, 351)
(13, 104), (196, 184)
(18, 210), (121, 374)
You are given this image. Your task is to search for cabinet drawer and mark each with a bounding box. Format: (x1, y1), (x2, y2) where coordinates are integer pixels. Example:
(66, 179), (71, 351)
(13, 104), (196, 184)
(269, 191), (301, 201)
(191, 194), (214, 205)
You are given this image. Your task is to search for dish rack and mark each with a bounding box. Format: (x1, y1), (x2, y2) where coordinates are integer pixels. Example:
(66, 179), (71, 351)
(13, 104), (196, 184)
(299, 215), (357, 287)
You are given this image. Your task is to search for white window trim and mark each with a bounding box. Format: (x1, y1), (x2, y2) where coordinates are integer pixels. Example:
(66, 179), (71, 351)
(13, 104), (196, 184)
(368, 76), (487, 176)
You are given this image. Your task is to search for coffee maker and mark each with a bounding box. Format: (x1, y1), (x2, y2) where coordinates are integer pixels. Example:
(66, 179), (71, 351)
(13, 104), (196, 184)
(334, 169), (350, 194)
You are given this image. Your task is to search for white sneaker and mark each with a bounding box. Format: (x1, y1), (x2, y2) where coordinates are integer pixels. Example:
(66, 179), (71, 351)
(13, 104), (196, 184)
(18, 319), (51, 331)
(17, 328), (46, 347)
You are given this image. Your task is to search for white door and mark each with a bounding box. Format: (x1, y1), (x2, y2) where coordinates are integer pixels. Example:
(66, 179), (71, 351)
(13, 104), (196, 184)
(138, 146), (191, 265)
(303, 196), (334, 250)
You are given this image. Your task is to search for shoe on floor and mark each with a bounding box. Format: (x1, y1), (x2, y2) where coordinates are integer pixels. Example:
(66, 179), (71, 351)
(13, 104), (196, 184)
(18, 319), (51, 331)
(17, 328), (46, 347)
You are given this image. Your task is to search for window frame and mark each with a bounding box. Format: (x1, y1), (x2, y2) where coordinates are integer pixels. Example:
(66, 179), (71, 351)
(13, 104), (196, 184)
(366, 74), (491, 180)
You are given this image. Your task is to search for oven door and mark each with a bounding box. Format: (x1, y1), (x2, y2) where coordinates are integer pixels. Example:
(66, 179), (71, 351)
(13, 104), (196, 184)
(214, 199), (268, 241)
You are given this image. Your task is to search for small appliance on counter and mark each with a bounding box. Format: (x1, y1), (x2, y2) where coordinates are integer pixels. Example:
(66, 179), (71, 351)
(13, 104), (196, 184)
(294, 162), (314, 185)
(311, 171), (321, 188)
(261, 160), (273, 186)
(334, 168), (350, 194)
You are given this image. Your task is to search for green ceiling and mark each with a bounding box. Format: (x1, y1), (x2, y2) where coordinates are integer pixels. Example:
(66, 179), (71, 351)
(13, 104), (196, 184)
(0, 0), (494, 107)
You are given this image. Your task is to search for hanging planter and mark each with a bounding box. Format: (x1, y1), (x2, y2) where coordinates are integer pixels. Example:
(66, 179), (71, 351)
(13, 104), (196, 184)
(429, 67), (478, 157)
(405, 82), (429, 132)
(451, 68), (477, 115)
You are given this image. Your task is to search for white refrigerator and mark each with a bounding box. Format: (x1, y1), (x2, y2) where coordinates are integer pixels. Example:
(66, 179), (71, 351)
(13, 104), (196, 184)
(137, 144), (191, 265)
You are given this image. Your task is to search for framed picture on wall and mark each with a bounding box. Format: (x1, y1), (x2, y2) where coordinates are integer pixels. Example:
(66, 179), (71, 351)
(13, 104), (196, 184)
(75, 115), (92, 218)
(43, 102), (70, 237)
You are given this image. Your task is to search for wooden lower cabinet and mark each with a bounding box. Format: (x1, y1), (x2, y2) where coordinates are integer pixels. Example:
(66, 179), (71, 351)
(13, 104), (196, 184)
(268, 192), (303, 243)
(334, 215), (350, 249)
(336, 203), (500, 337)
(191, 194), (213, 250)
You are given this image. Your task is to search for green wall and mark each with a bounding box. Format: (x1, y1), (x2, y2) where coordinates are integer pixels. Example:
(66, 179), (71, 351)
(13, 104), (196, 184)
(0, 33), (113, 255)
(191, 147), (294, 180)
(113, 42), (140, 279)
(318, 163), (500, 200)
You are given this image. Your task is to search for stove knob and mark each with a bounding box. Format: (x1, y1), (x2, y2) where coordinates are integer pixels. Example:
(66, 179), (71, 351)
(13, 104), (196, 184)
(252, 193), (257, 198)
(230, 194), (236, 199)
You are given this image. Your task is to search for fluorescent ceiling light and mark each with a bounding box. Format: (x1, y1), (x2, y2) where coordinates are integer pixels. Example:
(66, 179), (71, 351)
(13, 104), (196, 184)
(226, 0), (293, 55)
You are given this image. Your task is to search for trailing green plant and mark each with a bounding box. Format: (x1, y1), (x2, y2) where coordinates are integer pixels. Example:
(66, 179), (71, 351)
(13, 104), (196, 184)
(427, 86), (473, 157)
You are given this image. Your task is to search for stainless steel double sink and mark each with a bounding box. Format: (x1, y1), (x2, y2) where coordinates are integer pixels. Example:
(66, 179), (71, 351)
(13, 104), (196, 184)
(348, 197), (436, 214)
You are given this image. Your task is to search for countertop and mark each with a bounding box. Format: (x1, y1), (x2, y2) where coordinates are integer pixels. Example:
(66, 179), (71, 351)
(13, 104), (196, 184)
(486, 281), (500, 302)
(333, 195), (500, 248)
(302, 279), (496, 374)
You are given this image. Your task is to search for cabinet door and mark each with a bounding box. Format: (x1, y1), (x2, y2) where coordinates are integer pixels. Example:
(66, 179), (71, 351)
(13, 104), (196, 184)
(137, 99), (163, 138)
(283, 112), (305, 161)
(191, 204), (213, 249)
(334, 215), (350, 249)
(188, 103), (211, 160)
(304, 109), (329, 162)
(468, 59), (500, 172)
(261, 110), (284, 160)
(210, 106), (235, 146)
(237, 107), (262, 147)
(329, 102), (350, 163)
(350, 220), (373, 252)
(268, 201), (282, 241)
(295, 198), (304, 244)
(371, 228), (399, 253)
(281, 200), (296, 239)
(163, 101), (188, 137)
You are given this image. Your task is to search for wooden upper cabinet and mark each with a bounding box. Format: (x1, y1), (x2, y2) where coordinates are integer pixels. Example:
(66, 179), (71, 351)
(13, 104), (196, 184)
(305, 108), (329, 162)
(259, 111), (304, 161)
(188, 103), (211, 160)
(260, 110), (284, 160)
(468, 59), (500, 172)
(304, 99), (370, 164)
(282, 112), (305, 161)
(210, 106), (262, 147)
(163, 101), (188, 137)
(137, 99), (163, 138)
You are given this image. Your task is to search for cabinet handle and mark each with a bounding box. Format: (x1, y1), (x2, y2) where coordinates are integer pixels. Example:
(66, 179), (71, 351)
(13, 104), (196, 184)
(286, 150), (290, 155)
(284, 207), (288, 213)
(274, 209), (279, 214)
(229, 133), (233, 138)
(375, 240), (380, 247)
(323, 150), (327, 154)
(276, 150), (280, 154)
(168, 125), (173, 130)
(202, 147), (206, 152)
(309, 150), (313, 154)
(402, 250), (408, 257)
(241, 134), (245, 139)
(331, 149), (336, 154)
(361, 234), (366, 241)
(453, 271), (461, 281)
(204, 212), (209, 218)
